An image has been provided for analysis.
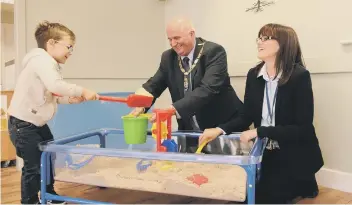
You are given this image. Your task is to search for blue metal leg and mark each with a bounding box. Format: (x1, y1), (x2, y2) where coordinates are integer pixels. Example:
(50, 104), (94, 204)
(45, 193), (112, 204)
(99, 133), (106, 148)
(46, 153), (51, 186)
(40, 152), (48, 204)
(98, 133), (107, 189)
(244, 164), (256, 205)
(256, 163), (262, 181)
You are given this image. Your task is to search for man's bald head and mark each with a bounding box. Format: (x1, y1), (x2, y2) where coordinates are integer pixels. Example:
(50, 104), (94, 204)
(166, 17), (195, 34)
(166, 17), (196, 57)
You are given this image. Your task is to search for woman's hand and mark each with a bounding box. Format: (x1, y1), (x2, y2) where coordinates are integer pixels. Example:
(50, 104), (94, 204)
(240, 129), (258, 143)
(199, 128), (224, 146)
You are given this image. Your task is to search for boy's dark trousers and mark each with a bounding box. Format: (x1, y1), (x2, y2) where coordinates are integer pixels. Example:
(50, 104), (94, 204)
(8, 116), (55, 204)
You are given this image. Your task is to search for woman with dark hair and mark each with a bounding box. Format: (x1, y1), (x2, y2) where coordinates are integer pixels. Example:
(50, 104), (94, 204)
(198, 23), (324, 203)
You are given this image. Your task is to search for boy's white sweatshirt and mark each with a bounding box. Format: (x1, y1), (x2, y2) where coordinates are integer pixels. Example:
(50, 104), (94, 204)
(8, 48), (83, 126)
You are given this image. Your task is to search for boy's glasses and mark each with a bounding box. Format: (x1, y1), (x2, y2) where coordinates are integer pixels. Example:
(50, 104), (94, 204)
(55, 41), (73, 53)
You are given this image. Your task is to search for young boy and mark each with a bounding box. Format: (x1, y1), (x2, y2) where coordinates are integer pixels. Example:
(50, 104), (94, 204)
(7, 21), (98, 204)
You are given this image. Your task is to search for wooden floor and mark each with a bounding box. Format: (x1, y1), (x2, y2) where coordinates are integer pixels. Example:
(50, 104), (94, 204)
(2, 166), (352, 204)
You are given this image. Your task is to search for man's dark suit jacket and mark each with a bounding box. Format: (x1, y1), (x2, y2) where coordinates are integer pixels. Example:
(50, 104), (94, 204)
(142, 37), (248, 133)
(220, 62), (324, 177)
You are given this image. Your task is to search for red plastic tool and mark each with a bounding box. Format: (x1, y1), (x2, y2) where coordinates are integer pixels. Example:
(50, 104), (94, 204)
(98, 95), (153, 107)
(53, 93), (153, 108)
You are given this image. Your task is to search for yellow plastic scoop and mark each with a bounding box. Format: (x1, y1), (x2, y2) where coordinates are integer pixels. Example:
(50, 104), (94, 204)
(195, 140), (210, 154)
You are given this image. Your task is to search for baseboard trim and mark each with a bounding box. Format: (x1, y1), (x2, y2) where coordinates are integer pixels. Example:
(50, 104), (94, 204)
(316, 167), (352, 193)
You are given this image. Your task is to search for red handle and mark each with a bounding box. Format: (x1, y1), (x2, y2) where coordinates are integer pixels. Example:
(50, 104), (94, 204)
(98, 96), (127, 102)
(52, 93), (152, 107)
(53, 93), (127, 102)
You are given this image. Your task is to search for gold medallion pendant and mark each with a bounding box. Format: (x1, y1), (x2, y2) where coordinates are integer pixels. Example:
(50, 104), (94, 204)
(178, 42), (206, 92)
(184, 76), (189, 91)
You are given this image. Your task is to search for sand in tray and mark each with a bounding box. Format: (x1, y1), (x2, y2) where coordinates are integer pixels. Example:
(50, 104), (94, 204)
(54, 154), (248, 202)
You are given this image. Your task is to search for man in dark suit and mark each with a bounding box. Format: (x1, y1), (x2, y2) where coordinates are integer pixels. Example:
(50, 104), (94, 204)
(131, 17), (247, 152)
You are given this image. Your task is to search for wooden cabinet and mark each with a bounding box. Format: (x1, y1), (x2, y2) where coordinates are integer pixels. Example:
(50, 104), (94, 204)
(1, 90), (16, 162)
(1, 130), (16, 161)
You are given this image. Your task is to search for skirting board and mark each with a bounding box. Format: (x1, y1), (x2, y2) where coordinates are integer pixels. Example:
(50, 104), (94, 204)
(316, 167), (352, 193)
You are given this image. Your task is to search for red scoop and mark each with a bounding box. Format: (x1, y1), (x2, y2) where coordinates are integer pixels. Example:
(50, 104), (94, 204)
(53, 93), (153, 108)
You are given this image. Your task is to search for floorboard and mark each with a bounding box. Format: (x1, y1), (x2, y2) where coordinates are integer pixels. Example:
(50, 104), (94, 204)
(1, 166), (351, 204)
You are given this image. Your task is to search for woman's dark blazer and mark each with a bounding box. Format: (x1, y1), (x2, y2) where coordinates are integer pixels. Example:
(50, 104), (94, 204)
(220, 63), (324, 177)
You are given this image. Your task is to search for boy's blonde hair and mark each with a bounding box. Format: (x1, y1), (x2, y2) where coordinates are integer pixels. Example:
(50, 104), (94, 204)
(34, 21), (76, 50)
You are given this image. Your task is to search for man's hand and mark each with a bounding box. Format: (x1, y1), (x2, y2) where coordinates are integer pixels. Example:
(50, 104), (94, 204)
(198, 128), (223, 146)
(68, 96), (85, 104)
(82, 88), (99, 101)
(129, 107), (145, 116)
(240, 129), (258, 143)
(147, 105), (175, 123)
(129, 107), (157, 122)
(130, 105), (176, 123)
(148, 113), (156, 123)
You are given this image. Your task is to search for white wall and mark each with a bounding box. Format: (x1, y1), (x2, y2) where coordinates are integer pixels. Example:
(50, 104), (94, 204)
(165, 0), (352, 75)
(1, 2), (15, 89)
(14, 0), (352, 192)
(1, 23), (16, 90)
(25, 0), (166, 79)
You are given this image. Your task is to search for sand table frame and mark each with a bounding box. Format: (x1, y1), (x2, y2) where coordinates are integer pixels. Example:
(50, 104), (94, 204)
(39, 128), (265, 204)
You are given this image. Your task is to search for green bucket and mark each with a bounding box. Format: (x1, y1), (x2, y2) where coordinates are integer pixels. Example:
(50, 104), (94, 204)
(121, 114), (149, 144)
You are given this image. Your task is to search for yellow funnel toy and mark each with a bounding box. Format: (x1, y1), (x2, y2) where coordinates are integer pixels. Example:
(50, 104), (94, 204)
(151, 121), (168, 140)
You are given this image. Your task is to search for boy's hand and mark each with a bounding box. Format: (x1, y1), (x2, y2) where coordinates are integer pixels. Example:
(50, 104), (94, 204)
(82, 88), (98, 101)
(68, 96), (85, 104)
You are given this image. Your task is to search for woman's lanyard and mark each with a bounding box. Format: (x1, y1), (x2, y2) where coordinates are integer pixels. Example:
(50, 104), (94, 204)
(265, 82), (278, 125)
